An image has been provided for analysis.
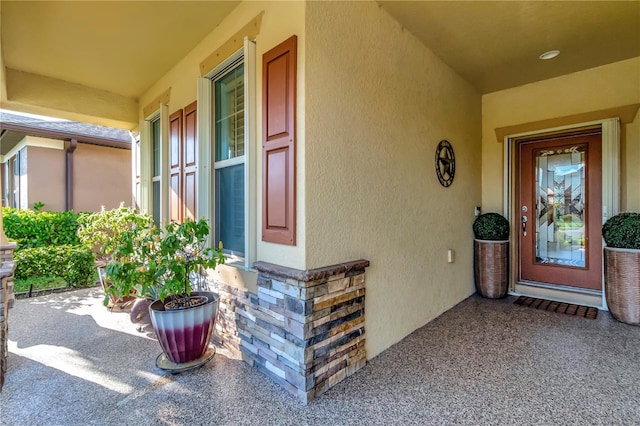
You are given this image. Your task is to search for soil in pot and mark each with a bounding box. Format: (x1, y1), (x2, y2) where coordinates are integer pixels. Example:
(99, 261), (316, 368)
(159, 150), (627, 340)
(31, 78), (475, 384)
(164, 295), (208, 311)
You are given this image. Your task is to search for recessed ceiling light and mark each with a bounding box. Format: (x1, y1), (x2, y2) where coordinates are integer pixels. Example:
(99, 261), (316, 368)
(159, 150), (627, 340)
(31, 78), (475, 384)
(539, 50), (560, 60)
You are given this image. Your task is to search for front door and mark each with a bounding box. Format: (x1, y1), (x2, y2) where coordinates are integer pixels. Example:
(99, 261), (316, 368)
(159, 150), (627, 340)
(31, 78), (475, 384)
(518, 132), (602, 291)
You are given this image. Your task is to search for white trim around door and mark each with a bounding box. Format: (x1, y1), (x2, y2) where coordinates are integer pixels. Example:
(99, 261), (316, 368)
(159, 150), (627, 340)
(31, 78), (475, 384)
(503, 117), (620, 309)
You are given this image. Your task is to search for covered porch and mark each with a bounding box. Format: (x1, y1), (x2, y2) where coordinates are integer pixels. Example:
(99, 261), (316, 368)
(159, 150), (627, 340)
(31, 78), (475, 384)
(1, 0), (640, 409)
(2, 288), (640, 424)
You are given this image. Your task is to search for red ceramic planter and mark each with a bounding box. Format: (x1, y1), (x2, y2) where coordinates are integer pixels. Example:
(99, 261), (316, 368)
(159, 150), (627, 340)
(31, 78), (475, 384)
(149, 291), (219, 364)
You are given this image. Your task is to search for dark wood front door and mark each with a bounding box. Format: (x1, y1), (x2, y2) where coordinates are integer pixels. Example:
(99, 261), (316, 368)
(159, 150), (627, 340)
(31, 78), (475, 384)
(518, 132), (602, 290)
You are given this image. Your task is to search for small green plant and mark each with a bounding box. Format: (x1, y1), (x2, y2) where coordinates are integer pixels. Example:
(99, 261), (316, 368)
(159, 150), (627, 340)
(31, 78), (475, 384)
(602, 212), (640, 250)
(15, 244), (95, 287)
(105, 218), (225, 305)
(77, 204), (153, 263)
(473, 213), (510, 240)
(32, 201), (45, 212)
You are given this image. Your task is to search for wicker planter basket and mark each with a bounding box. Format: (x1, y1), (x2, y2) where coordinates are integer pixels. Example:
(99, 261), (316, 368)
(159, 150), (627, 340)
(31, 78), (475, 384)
(604, 247), (640, 325)
(474, 239), (509, 299)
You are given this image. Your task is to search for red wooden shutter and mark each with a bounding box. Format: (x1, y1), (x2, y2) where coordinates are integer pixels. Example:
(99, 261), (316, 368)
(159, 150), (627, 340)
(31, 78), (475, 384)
(169, 109), (183, 223)
(262, 35), (297, 245)
(183, 101), (197, 221)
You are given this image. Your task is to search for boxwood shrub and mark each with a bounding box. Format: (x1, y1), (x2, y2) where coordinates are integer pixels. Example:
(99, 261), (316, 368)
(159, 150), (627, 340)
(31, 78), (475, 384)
(15, 244), (95, 287)
(3, 207), (83, 248)
(473, 212), (510, 240)
(602, 212), (640, 250)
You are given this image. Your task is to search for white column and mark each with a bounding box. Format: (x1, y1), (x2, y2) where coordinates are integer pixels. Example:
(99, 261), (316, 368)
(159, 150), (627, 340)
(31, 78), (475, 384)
(0, 169), (8, 245)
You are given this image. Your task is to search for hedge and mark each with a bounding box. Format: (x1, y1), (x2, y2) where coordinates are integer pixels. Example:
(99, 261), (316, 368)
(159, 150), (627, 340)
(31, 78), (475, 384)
(3, 207), (84, 249)
(15, 244), (95, 287)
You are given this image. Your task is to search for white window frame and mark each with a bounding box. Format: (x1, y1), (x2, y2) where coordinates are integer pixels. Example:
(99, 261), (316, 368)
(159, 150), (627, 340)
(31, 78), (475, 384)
(197, 38), (256, 270)
(141, 105), (169, 224)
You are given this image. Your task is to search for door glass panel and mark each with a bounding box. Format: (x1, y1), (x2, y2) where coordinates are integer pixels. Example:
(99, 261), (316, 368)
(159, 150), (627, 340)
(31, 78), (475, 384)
(534, 145), (586, 268)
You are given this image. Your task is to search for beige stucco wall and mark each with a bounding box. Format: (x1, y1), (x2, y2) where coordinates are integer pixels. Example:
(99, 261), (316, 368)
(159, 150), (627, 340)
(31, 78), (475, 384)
(138, 1), (306, 273)
(482, 57), (640, 213)
(73, 143), (131, 212)
(26, 145), (65, 211)
(305, 2), (482, 358)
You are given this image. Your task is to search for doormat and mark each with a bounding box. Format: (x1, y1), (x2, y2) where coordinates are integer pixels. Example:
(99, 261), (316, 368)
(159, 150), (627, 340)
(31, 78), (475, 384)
(514, 296), (598, 319)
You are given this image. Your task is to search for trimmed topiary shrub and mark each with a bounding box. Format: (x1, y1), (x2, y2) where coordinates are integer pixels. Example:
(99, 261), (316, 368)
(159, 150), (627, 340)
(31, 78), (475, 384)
(15, 244), (95, 287)
(3, 207), (82, 248)
(602, 212), (640, 250)
(473, 213), (510, 241)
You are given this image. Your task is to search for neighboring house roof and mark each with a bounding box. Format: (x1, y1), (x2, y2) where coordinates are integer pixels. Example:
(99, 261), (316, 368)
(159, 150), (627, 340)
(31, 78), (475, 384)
(0, 110), (131, 152)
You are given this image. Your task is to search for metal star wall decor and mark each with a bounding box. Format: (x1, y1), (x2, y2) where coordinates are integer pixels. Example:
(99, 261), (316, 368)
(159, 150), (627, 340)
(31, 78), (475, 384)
(435, 140), (455, 187)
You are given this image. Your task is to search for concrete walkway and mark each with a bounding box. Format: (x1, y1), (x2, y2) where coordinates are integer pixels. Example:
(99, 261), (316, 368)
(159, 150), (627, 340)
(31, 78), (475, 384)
(2, 288), (640, 425)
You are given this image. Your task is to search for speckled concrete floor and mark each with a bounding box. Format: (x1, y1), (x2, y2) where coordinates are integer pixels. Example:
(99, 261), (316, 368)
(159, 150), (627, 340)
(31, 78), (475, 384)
(2, 288), (640, 425)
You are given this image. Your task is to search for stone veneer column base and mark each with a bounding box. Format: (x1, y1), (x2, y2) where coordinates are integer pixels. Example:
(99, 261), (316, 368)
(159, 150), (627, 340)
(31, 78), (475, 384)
(212, 259), (369, 404)
(0, 242), (17, 392)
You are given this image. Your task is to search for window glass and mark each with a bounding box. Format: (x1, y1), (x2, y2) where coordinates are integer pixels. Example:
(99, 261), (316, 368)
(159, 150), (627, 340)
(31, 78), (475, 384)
(215, 63), (245, 162)
(152, 181), (161, 228)
(215, 165), (245, 256)
(214, 61), (245, 260)
(152, 119), (161, 177)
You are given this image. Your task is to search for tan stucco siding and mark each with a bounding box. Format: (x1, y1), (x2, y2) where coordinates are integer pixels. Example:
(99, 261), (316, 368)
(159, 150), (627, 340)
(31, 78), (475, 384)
(73, 143), (132, 212)
(482, 57), (640, 212)
(26, 145), (65, 211)
(305, 1), (482, 358)
(138, 1), (306, 273)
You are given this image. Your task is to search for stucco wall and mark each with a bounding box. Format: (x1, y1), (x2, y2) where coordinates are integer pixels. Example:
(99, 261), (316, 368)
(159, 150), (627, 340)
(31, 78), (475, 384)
(138, 1), (306, 272)
(305, 2), (482, 358)
(25, 145), (65, 211)
(482, 57), (640, 213)
(73, 143), (131, 212)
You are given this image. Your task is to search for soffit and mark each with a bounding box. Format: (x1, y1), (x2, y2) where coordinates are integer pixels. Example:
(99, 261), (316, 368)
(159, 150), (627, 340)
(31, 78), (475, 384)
(1, 1), (239, 99)
(378, 1), (640, 94)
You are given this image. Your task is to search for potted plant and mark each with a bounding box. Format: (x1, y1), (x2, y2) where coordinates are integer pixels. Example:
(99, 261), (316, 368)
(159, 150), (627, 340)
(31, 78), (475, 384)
(106, 218), (226, 366)
(77, 204), (153, 306)
(473, 212), (510, 298)
(602, 212), (640, 325)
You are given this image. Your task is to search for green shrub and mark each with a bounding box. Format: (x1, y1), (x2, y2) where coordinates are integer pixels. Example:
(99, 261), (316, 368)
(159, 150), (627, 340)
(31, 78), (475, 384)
(15, 244), (95, 287)
(602, 212), (640, 250)
(473, 213), (510, 240)
(77, 204), (153, 263)
(3, 207), (82, 248)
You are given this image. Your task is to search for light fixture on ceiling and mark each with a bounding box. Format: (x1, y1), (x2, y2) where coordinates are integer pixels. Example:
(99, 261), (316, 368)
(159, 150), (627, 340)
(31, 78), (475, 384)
(539, 50), (560, 60)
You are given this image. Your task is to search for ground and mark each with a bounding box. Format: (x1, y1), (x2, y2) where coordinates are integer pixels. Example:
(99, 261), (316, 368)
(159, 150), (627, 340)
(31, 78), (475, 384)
(2, 288), (640, 425)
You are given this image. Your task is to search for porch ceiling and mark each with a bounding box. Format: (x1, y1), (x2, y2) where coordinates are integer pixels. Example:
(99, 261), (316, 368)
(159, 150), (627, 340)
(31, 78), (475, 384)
(1, 1), (639, 128)
(0, 1), (239, 128)
(378, 1), (640, 94)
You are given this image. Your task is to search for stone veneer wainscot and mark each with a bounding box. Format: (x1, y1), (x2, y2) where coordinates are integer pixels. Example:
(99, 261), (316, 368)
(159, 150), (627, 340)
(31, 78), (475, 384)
(212, 259), (369, 404)
(0, 242), (17, 392)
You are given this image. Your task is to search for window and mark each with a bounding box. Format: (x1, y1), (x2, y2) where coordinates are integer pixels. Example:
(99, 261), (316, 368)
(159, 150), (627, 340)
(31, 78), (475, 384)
(213, 61), (245, 259)
(134, 138), (141, 211)
(151, 117), (161, 227)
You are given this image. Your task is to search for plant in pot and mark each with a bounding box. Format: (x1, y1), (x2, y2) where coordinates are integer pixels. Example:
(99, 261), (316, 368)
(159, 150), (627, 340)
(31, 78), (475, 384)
(106, 218), (226, 368)
(602, 212), (640, 325)
(473, 212), (510, 299)
(77, 204), (153, 307)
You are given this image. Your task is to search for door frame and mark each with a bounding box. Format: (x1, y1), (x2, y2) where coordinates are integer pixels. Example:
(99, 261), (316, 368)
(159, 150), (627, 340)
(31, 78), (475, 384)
(503, 118), (620, 309)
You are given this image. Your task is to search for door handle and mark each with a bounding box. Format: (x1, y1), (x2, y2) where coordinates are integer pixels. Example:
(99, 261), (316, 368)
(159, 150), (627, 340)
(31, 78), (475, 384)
(521, 215), (528, 236)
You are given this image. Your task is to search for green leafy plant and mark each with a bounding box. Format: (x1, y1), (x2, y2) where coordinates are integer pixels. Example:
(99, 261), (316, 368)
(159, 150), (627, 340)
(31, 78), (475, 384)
(602, 212), (640, 250)
(473, 212), (510, 241)
(3, 207), (82, 248)
(32, 201), (45, 212)
(15, 244), (95, 287)
(105, 218), (225, 305)
(77, 204), (153, 264)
